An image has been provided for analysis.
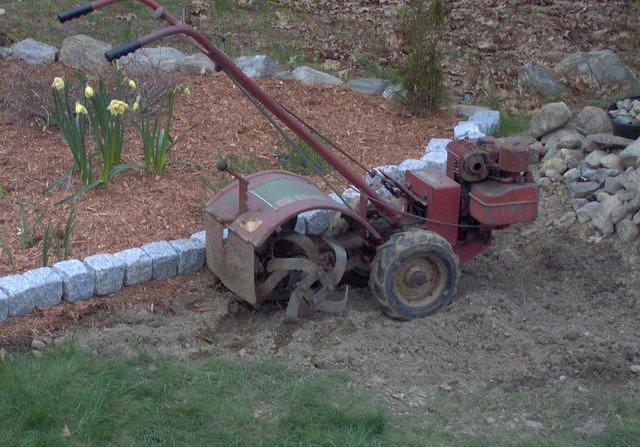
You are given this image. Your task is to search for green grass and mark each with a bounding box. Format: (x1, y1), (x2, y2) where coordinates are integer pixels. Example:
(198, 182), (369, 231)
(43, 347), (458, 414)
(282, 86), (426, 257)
(1, 344), (639, 446)
(495, 114), (531, 138)
(0, 344), (397, 446)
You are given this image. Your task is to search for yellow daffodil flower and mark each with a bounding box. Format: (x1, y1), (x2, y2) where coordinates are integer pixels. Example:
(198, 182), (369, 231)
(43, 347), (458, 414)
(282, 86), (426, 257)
(132, 101), (140, 111)
(182, 86), (191, 96)
(127, 78), (137, 89)
(107, 99), (129, 116)
(52, 77), (65, 91)
(84, 85), (94, 98)
(75, 102), (88, 115)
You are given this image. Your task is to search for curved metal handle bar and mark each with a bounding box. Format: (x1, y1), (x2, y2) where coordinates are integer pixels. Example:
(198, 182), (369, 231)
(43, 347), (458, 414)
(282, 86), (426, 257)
(61, 0), (402, 226)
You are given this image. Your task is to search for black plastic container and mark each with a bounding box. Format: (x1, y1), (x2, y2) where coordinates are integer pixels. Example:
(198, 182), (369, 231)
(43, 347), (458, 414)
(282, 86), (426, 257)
(607, 96), (640, 140)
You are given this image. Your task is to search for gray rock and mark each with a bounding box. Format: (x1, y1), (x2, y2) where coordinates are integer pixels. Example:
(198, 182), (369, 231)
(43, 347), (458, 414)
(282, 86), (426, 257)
(529, 102), (572, 139)
(469, 109), (501, 135)
(574, 106), (612, 135)
(0, 47), (9, 60)
(560, 148), (583, 169)
(191, 230), (206, 246)
(633, 211), (640, 225)
(168, 239), (205, 275)
(113, 248), (153, 286)
(568, 181), (600, 198)
(580, 166), (618, 185)
(454, 121), (485, 140)
(183, 53), (217, 75)
(577, 201), (600, 223)
(619, 138), (640, 169)
(518, 63), (565, 97)
(616, 189), (636, 202)
(122, 47), (187, 73)
(0, 274), (34, 317)
(0, 288), (8, 321)
(453, 104), (489, 119)
(592, 195), (626, 235)
(22, 267), (62, 309)
(555, 50), (637, 89)
(346, 78), (391, 95)
(141, 241), (179, 280)
(620, 170), (640, 193)
(382, 84), (406, 102)
(234, 55), (280, 79)
(616, 219), (640, 243)
(58, 34), (111, 74)
(52, 259), (94, 302)
(9, 39), (57, 65)
(582, 133), (633, 153)
(541, 126), (583, 152)
(584, 150), (608, 168)
(604, 175), (624, 194)
(83, 254), (126, 296)
(564, 168), (581, 183)
(297, 209), (339, 235)
(627, 195), (640, 214)
(276, 70), (295, 80)
(600, 153), (621, 171)
(291, 66), (343, 86)
(398, 158), (427, 172)
(572, 198), (589, 210)
(541, 157), (568, 176)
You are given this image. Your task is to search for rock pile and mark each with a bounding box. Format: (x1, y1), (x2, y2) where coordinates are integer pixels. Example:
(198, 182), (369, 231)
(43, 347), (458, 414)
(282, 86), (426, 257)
(609, 98), (640, 128)
(532, 101), (640, 244)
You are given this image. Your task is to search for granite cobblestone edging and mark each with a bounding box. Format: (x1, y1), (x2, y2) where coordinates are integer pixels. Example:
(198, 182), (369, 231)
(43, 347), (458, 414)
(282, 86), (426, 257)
(0, 231), (207, 322)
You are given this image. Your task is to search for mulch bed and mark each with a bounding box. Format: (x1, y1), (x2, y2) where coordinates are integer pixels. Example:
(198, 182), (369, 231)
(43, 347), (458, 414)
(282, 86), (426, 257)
(0, 60), (455, 278)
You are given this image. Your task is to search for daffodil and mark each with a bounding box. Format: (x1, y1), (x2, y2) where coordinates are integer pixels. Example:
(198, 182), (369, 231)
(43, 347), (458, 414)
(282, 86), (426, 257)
(107, 99), (129, 116)
(182, 86), (191, 96)
(84, 84), (94, 98)
(75, 102), (88, 115)
(126, 78), (137, 89)
(52, 77), (65, 91)
(132, 101), (140, 111)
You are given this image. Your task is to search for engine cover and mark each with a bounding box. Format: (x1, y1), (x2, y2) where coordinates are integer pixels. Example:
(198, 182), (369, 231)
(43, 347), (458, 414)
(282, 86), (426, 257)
(468, 180), (539, 226)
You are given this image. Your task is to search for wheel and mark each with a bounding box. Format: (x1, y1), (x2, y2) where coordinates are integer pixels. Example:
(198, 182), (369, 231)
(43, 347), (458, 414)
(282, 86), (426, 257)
(369, 230), (460, 320)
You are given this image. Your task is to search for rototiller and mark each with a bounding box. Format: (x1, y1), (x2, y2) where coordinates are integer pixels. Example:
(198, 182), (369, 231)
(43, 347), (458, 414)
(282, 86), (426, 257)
(59, 1), (539, 321)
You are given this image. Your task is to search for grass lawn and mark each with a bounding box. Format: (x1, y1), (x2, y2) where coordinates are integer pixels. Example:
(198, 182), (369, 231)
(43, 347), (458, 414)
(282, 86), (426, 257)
(1, 344), (639, 446)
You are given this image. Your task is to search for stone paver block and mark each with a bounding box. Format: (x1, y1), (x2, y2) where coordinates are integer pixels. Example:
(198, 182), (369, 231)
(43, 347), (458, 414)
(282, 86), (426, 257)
(141, 241), (178, 280)
(83, 253), (125, 296)
(0, 289), (9, 321)
(22, 267), (62, 309)
(0, 274), (34, 317)
(114, 248), (153, 286)
(52, 259), (94, 302)
(169, 239), (206, 275)
(191, 230), (206, 246)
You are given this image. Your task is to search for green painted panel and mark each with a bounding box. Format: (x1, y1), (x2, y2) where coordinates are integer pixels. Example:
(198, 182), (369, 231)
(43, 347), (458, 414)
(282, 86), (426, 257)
(251, 177), (329, 210)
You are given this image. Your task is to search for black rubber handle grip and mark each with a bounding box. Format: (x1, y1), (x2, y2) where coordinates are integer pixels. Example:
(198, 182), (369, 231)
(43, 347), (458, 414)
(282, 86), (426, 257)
(104, 40), (142, 62)
(57, 4), (94, 23)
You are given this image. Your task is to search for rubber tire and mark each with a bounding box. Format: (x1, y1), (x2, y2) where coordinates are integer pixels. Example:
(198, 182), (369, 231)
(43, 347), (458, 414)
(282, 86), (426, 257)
(369, 230), (460, 320)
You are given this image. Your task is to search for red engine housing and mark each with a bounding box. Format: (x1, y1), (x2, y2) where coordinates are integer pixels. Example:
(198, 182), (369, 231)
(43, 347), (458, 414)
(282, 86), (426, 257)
(405, 138), (539, 262)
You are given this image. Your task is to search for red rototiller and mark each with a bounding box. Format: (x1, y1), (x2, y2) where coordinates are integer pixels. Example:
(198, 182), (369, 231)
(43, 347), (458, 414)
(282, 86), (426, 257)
(59, 1), (539, 321)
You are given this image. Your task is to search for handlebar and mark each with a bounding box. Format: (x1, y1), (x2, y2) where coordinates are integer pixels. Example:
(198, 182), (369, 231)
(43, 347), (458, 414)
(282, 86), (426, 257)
(104, 40), (142, 62)
(57, 3), (94, 23)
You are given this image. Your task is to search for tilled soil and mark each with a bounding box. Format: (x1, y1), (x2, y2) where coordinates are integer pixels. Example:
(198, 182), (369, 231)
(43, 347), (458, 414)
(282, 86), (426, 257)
(27, 189), (638, 438)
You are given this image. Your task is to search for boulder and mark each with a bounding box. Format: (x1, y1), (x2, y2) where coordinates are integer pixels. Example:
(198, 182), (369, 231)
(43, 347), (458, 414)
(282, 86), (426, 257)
(580, 166), (618, 185)
(620, 170), (640, 193)
(554, 50), (637, 89)
(421, 138), (451, 171)
(541, 157), (568, 176)
(540, 126), (583, 152)
(584, 150), (608, 168)
(291, 66), (343, 86)
(616, 219), (638, 242)
(122, 47), (187, 73)
(234, 55), (280, 78)
(469, 109), (501, 135)
(454, 121), (485, 140)
(576, 201), (599, 223)
(183, 53), (217, 75)
(517, 63), (565, 97)
(591, 195), (623, 235)
(604, 175), (624, 194)
(619, 138), (640, 169)
(560, 148), (583, 169)
(346, 78), (391, 95)
(567, 181), (599, 198)
(58, 34), (111, 74)
(398, 159), (427, 172)
(599, 153), (621, 171)
(9, 38), (57, 65)
(574, 106), (612, 135)
(382, 84), (406, 102)
(564, 168), (581, 184)
(582, 133), (633, 153)
(529, 102), (572, 139)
